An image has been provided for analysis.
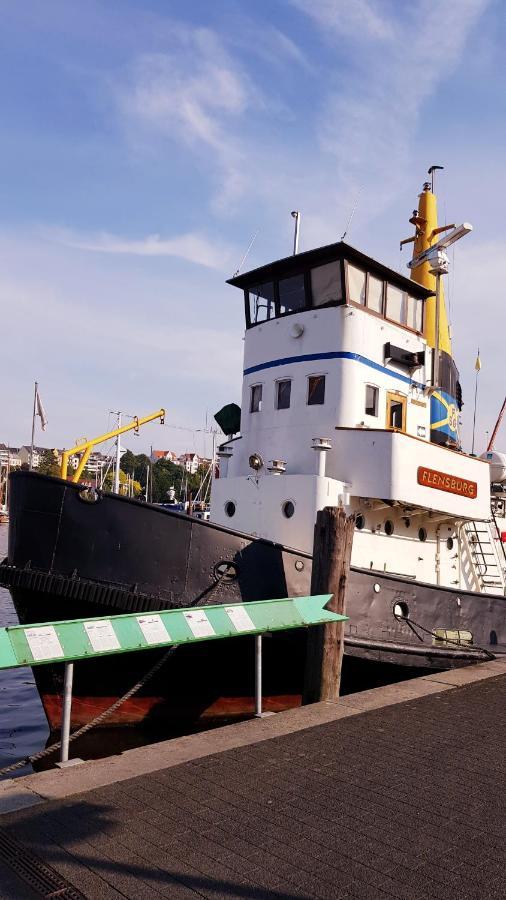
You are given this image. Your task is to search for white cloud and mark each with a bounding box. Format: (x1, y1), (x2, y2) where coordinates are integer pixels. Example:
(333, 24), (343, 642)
(112, 28), (259, 209)
(289, 0), (396, 41)
(50, 227), (235, 271)
(0, 230), (244, 453)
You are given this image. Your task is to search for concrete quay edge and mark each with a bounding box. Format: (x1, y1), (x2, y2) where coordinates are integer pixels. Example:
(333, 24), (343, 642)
(1, 657), (506, 815)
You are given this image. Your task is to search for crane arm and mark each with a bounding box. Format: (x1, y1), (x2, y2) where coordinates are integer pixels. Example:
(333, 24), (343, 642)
(487, 397), (506, 453)
(61, 408), (165, 482)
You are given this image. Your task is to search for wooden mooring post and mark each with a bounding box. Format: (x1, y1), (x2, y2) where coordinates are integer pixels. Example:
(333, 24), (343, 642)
(303, 506), (355, 704)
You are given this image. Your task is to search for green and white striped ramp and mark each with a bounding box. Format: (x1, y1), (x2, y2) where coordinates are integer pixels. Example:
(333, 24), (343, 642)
(0, 595), (346, 669)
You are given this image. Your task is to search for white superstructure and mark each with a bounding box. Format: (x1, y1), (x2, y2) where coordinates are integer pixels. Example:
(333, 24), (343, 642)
(210, 219), (506, 597)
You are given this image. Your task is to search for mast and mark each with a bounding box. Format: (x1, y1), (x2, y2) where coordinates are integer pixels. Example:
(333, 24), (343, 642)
(5, 449), (9, 508)
(400, 168), (453, 357)
(401, 169), (472, 449)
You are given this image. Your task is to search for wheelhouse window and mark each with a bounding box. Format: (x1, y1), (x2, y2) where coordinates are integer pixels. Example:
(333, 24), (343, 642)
(347, 264), (366, 305)
(365, 384), (379, 417)
(241, 254), (426, 336)
(250, 384), (262, 413)
(406, 295), (423, 332)
(278, 274), (306, 315)
(276, 379), (291, 410)
(248, 283), (275, 325)
(367, 276), (383, 314)
(386, 284), (407, 324)
(307, 375), (325, 406)
(311, 261), (342, 307)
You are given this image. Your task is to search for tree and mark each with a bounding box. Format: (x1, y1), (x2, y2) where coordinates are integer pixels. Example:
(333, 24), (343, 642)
(102, 468), (142, 497)
(105, 451), (213, 503)
(151, 459), (183, 503)
(37, 449), (60, 477)
(120, 450), (151, 491)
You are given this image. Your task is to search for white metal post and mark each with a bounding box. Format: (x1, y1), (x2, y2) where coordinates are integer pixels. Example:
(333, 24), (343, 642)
(254, 634), (263, 717)
(291, 211), (300, 255)
(113, 412), (121, 494)
(60, 662), (74, 763)
(433, 272), (441, 388)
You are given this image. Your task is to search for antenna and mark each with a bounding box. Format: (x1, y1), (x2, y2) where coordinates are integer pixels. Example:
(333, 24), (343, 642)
(233, 229), (259, 277)
(341, 187), (362, 241)
(428, 165), (444, 193)
(291, 211), (300, 255)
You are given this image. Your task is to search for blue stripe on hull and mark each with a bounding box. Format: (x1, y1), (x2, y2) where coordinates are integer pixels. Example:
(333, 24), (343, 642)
(244, 351), (426, 390)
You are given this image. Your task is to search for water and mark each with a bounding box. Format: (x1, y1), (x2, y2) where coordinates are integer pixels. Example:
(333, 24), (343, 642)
(0, 526), (49, 775)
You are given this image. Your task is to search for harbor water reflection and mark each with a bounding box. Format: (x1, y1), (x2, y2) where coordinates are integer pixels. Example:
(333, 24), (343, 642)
(0, 525), (48, 775)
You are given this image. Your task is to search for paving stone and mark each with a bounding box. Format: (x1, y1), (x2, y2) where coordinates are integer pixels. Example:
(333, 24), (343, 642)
(2, 672), (506, 898)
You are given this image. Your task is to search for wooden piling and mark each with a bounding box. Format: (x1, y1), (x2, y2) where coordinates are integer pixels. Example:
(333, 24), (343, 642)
(303, 506), (355, 704)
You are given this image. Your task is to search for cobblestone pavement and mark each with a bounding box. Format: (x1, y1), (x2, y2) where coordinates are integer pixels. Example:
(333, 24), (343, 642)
(2, 674), (506, 899)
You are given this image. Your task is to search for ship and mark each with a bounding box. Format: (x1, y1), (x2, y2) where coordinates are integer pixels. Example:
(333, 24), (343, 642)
(1, 171), (506, 731)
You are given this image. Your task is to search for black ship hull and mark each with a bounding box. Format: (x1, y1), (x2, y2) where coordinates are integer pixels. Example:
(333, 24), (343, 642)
(1, 471), (505, 730)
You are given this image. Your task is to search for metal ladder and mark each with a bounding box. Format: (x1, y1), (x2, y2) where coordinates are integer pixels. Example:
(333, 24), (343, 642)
(465, 520), (506, 593)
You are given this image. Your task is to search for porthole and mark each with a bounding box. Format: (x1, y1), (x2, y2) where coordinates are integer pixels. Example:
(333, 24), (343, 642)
(418, 527), (427, 542)
(225, 501), (236, 517)
(446, 537), (454, 550)
(384, 519), (394, 536)
(282, 500), (295, 519)
(355, 514), (365, 530)
(393, 601), (409, 619)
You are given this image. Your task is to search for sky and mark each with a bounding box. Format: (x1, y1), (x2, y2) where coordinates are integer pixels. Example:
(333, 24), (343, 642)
(1, 0), (505, 458)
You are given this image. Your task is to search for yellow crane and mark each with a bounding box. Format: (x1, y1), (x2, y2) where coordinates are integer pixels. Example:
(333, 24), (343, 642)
(60, 409), (165, 483)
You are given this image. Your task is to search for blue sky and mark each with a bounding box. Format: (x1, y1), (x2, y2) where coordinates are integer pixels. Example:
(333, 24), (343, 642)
(1, 0), (504, 457)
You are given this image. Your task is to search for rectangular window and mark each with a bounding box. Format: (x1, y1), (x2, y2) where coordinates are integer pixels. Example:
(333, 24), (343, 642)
(367, 276), (383, 314)
(250, 384), (262, 413)
(276, 379), (291, 410)
(307, 375), (325, 406)
(365, 385), (378, 416)
(278, 274), (306, 315)
(311, 261), (342, 307)
(248, 283), (275, 325)
(386, 284), (407, 324)
(406, 295), (423, 332)
(347, 264), (366, 305)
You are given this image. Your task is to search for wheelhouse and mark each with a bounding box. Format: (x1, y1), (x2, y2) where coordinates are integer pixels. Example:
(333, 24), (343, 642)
(228, 240), (431, 337)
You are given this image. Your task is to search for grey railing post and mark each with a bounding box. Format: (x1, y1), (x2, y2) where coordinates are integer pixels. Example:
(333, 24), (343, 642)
(254, 634), (262, 717)
(60, 662), (74, 763)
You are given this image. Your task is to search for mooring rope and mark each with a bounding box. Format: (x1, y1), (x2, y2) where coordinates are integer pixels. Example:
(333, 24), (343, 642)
(394, 610), (496, 661)
(0, 565), (235, 778)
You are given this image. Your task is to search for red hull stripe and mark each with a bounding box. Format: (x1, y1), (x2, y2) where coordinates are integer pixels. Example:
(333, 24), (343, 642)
(41, 693), (302, 730)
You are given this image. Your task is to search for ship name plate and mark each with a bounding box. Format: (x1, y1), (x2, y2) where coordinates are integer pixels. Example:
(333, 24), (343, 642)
(417, 466), (478, 498)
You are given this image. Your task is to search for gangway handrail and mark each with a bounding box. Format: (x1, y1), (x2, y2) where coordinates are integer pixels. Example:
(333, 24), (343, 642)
(492, 509), (506, 570)
(0, 595), (346, 765)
